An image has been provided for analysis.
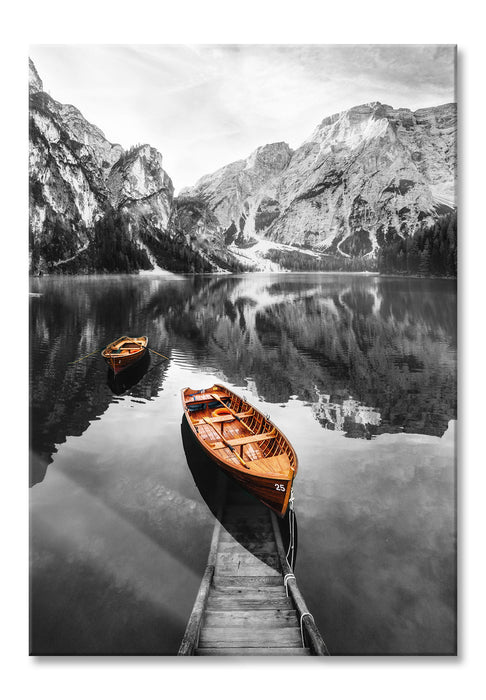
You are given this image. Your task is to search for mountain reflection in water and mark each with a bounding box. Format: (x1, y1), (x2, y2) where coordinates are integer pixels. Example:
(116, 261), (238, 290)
(29, 273), (456, 655)
(30, 273), (456, 485)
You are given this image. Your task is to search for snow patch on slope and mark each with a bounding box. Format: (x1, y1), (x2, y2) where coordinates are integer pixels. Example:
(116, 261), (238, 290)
(431, 188), (456, 209)
(228, 236), (322, 271)
(306, 110), (389, 154)
(137, 240), (169, 274)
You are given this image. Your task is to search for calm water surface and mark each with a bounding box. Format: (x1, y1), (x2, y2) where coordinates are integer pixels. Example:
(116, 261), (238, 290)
(29, 273), (456, 655)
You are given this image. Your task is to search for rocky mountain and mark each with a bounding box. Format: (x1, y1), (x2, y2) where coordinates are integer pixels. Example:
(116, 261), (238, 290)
(183, 101), (456, 267)
(29, 59), (243, 275)
(29, 58), (456, 275)
(180, 142), (293, 241)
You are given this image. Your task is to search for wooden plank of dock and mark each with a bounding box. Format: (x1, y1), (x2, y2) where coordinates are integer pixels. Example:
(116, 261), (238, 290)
(179, 483), (329, 656)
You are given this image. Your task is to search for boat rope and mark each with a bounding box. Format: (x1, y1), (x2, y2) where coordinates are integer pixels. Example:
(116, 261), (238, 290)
(299, 612), (314, 648)
(285, 489), (296, 570)
(68, 347), (105, 364)
(148, 348), (170, 361)
(283, 573), (296, 596)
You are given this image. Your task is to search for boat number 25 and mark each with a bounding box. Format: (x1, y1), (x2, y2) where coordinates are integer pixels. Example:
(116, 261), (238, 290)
(275, 483), (285, 492)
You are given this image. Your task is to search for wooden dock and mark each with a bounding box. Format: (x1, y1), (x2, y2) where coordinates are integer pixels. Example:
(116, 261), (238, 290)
(178, 483), (329, 656)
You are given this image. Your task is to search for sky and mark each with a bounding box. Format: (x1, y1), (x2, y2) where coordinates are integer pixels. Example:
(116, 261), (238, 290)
(29, 44), (456, 192)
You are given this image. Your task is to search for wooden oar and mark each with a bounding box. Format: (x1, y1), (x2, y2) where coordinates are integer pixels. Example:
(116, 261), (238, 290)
(210, 393), (254, 433)
(69, 344), (169, 365)
(148, 348), (170, 361)
(202, 417), (250, 469)
(68, 347), (105, 365)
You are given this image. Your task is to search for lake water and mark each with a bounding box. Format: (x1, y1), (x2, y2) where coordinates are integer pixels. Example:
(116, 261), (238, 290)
(29, 272), (456, 655)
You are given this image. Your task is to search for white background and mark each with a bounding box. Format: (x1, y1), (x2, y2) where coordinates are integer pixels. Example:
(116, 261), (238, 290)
(1, 1), (482, 698)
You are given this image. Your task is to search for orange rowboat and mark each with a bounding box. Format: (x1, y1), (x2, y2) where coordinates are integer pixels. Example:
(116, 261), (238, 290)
(101, 335), (148, 375)
(181, 383), (298, 517)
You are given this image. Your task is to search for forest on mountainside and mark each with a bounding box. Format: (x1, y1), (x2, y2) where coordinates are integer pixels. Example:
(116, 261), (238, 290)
(29, 205), (249, 275)
(263, 212), (457, 277)
(263, 248), (378, 272)
(30, 196), (457, 277)
(377, 212), (457, 277)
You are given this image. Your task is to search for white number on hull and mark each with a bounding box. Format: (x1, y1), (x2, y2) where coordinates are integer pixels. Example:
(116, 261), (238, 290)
(275, 483), (285, 492)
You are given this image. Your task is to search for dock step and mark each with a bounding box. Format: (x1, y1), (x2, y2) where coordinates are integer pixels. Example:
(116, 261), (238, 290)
(218, 540), (276, 554)
(207, 594), (293, 611)
(212, 574), (284, 587)
(204, 610), (299, 627)
(195, 647), (311, 656)
(198, 627), (303, 648)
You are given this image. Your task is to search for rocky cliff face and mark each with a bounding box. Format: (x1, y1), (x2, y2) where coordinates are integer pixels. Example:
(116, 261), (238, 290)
(180, 142), (293, 245)
(29, 59), (242, 274)
(184, 101), (456, 262)
(29, 58), (125, 271)
(29, 59), (43, 94)
(29, 57), (456, 274)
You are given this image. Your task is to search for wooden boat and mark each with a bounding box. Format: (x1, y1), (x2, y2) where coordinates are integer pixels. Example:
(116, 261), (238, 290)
(181, 384), (298, 517)
(101, 335), (148, 375)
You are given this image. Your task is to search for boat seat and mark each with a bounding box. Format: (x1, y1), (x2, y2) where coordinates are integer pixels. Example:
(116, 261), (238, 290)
(209, 441), (227, 450)
(187, 393), (231, 404)
(195, 410), (253, 425)
(224, 431), (276, 446)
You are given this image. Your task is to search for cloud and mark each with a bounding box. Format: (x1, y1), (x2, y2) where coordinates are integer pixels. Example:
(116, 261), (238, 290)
(29, 44), (456, 191)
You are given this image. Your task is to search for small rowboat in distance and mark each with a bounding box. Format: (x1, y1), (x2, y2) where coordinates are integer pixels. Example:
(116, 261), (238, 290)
(101, 335), (148, 375)
(181, 384), (298, 517)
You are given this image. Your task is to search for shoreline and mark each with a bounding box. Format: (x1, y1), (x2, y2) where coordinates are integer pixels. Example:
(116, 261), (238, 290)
(29, 270), (457, 281)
